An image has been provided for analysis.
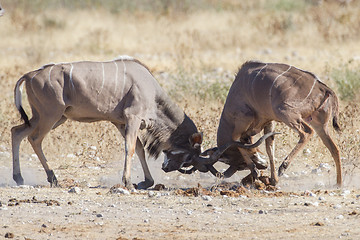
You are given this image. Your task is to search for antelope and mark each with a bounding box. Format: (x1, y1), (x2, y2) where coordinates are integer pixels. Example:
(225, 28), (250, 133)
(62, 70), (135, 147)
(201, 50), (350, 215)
(164, 61), (342, 187)
(11, 56), (203, 189)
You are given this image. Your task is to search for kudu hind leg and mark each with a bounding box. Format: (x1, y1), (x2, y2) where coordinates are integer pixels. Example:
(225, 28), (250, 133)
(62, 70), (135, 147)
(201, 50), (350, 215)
(11, 123), (35, 185)
(278, 119), (314, 176)
(312, 123), (342, 186)
(264, 121), (278, 185)
(27, 116), (63, 187)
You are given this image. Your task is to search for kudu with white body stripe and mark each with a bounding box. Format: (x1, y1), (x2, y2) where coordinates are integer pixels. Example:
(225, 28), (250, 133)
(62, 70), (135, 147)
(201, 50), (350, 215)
(205, 61), (342, 186)
(11, 57), (203, 189)
(169, 61), (342, 187)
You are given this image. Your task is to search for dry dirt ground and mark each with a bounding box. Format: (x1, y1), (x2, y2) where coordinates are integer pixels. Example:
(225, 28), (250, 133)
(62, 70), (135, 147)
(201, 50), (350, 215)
(0, 149), (360, 240)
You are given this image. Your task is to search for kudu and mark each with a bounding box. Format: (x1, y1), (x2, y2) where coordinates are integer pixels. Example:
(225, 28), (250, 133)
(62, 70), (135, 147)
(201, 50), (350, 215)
(164, 61), (342, 187)
(11, 56), (203, 189)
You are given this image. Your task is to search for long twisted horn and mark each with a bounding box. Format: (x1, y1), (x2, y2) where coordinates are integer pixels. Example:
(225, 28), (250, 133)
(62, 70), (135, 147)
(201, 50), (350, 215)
(195, 132), (280, 165)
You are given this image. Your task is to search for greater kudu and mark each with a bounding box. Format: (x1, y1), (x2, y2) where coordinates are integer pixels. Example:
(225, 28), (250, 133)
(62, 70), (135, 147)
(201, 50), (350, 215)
(12, 56), (203, 189)
(163, 61), (342, 187)
(208, 61), (341, 186)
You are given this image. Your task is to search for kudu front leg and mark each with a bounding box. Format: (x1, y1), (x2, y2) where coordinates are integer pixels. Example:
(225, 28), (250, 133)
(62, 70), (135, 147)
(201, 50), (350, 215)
(278, 120), (314, 177)
(135, 138), (154, 189)
(122, 117), (142, 190)
(264, 122), (278, 186)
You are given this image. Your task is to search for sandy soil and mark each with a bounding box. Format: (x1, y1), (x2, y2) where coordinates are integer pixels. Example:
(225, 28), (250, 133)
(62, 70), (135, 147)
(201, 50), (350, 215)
(1, 148), (360, 240)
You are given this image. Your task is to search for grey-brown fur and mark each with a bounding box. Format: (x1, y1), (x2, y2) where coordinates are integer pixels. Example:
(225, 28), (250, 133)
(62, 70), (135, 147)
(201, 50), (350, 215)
(11, 57), (202, 189)
(216, 61), (341, 186)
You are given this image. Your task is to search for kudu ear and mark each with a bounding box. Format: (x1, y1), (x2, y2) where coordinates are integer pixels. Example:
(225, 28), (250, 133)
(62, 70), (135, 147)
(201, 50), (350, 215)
(189, 132), (203, 149)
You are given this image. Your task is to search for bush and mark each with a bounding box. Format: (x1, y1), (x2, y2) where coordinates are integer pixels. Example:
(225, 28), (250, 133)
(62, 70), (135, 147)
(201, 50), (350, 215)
(331, 63), (360, 101)
(165, 68), (232, 104)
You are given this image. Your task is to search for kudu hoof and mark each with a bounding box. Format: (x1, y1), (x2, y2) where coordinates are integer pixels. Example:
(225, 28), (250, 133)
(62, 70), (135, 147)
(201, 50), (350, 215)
(269, 177), (279, 186)
(137, 179), (154, 190)
(46, 170), (58, 187)
(13, 173), (24, 186)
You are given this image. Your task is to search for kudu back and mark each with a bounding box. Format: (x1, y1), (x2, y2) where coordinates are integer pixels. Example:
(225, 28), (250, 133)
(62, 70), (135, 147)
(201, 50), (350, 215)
(217, 61), (341, 186)
(12, 57), (202, 189)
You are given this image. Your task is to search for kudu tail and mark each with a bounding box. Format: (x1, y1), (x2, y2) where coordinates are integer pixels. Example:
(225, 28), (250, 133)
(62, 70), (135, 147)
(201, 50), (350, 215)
(14, 77), (30, 126)
(331, 91), (340, 132)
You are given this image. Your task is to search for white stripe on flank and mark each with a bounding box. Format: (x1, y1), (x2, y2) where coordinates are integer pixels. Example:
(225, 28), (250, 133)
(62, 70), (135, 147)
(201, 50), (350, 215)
(98, 62), (105, 94)
(269, 65), (292, 100)
(69, 63), (75, 91)
(113, 61), (119, 95)
(121, 60), (126, 97)
(255, 63), (267, 79)
(30, 71), (41, 82)
(48, 65), (55, 88)
(301, 78), (317, 103)
(251, 63), (267, 95)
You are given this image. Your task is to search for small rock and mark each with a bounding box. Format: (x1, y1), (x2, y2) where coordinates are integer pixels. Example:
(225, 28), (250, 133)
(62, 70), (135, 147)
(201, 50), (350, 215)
(333, 204), (342, 209)
(96, 213), (103, 218)
(202, 195), (212, 201)
(258, 210), (267, 214)
(313, 222), (324, 226)
(335, 215), (344, 219)
(90, 146), (97, 150)
(187, 210), (193, 215)
(41, 224), (47, 228)
(318, 196), (326, 201)
(148, 191), (156, 198)
(341, 190), (351, 196)
(4, 232), (14, 238)
(304, 190), (317, 197)
(144, 219), (149, 223)
(112, 188), (130, 195)
(319, 163), (330, 169)
(68, 187), (81, 194)
(303, 148), (311, 156)
(153, 184), (165, 191)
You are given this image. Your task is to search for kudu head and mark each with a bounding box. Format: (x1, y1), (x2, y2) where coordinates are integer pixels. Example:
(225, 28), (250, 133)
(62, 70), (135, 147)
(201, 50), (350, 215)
(162, 132), (203, 173)
(170, 132), (280, 176)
